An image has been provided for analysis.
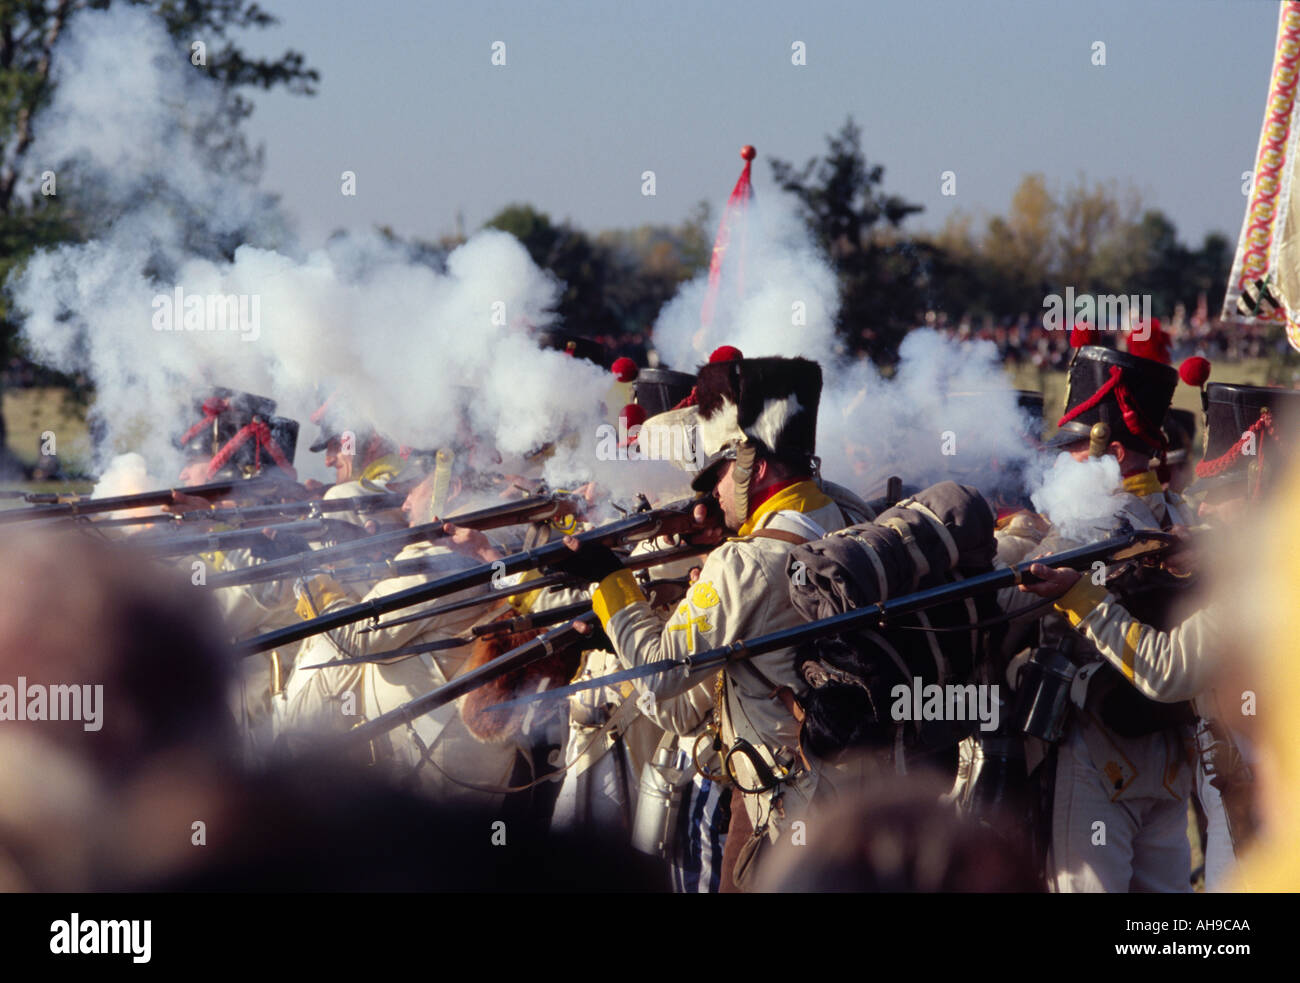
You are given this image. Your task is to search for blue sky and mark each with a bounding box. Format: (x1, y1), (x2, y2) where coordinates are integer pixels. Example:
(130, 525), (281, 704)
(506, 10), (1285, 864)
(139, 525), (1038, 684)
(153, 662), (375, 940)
(235, 0), (1282, 250)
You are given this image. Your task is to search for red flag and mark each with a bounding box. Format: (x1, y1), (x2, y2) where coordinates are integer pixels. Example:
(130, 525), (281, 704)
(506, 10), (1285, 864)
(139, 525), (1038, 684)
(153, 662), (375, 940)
(699, 145), (756, 330)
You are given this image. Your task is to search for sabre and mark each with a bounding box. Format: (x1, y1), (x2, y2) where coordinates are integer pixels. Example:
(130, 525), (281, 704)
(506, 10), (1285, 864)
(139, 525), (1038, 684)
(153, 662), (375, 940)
(235, 498), (719, 656)
(484, 530), (1182, 714)
(208, 492), (583, 589)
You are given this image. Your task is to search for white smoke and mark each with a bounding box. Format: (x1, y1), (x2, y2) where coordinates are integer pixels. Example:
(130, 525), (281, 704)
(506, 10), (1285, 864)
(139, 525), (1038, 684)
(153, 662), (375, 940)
(1029, 453), (1125, 542)
(90, 452), (158, 500)
(650, 193), (1045, 502)
(10, 6), (617, 494)
(653, 194), (841, 368)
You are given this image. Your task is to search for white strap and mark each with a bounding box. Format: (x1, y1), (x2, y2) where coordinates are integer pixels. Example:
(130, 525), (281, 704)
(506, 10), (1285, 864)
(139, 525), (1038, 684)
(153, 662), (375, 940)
(902, 499), (960, 568)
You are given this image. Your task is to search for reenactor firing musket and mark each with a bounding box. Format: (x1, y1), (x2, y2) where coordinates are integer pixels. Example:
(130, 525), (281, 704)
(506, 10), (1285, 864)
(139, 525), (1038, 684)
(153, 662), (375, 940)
(484, 529), (1183, 714)
(208, 492), (585, 589)
(236, 496), (722, 656)
(352, 541), (708, 633)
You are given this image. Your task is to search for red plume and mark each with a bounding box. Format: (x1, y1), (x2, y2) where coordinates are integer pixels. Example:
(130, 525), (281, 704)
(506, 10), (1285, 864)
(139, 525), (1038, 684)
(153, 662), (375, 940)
(1179, 356), (1212, 387)
(1070, 323), (1098, 348)
(1127, 318), (1171, 364)
(611, 356), (638, 382)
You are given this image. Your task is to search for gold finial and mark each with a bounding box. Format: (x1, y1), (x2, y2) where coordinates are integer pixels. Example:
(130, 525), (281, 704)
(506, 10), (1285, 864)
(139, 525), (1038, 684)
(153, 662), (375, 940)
(1089, 422), (1111, 458)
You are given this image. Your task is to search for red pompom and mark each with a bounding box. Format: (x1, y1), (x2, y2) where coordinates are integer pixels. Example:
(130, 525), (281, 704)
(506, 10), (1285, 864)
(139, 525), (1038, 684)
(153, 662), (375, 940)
(619, 404), (647, 429)
(1069, 324), (1098, 348)
(708, 345), (743, 363)
(1179, 356), (1212, 387)
(1127, 319), (1172, 364)
(611, 356), (638, 382)
(740, 145), (756, 161)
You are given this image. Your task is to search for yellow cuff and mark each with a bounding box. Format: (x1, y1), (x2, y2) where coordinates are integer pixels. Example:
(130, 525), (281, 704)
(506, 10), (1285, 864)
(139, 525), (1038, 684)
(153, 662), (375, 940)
(1053, 578), (1108, 627)
(295, 576), (349, 620)
(591, 569), (646, 627)
(507, 569), (543, 614)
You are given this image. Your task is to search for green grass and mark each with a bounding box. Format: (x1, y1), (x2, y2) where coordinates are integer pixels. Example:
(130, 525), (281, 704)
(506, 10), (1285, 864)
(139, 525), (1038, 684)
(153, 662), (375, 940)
(2, 386), (93, 472)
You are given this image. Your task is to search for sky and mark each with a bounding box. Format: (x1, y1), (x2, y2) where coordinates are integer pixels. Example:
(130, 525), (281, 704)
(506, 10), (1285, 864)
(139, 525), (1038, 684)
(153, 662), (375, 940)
(233, 0), (1282, 251)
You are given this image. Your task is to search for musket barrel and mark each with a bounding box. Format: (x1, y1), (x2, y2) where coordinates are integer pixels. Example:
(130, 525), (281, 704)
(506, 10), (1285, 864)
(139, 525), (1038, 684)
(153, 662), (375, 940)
(353, 540), (709, 634)
(125, 518), (371, 558)
(208, 493), (582, 590)
(235, 506), (701, 656)
(335, 612), (599, 746)
(482, 530), (1182, 713)
(0, 476), (282, 525)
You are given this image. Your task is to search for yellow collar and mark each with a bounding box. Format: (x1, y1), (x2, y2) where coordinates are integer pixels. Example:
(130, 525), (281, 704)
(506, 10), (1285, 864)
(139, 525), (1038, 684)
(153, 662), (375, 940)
(1122, 469), (1163, 498)
(361, 453), (404, 483)
(737, 479), (833, 538)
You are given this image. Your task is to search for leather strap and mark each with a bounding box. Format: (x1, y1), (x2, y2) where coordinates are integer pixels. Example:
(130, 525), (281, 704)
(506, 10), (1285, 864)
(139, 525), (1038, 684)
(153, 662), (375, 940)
(749, 528), (808, 546)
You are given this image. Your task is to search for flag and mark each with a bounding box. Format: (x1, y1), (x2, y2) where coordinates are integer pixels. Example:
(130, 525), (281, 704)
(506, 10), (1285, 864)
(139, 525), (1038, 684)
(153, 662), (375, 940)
(1224, 1), (1300, 353)
(698, 145), (756, 334)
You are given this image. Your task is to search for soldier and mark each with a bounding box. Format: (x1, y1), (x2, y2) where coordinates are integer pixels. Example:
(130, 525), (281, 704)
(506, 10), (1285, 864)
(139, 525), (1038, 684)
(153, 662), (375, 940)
(279, 465), (528, 809)
(1020, 378), (1300, 889)
(174, 387), (300, 488)
(1002, 342), (1199, 893)
(554, 354), (859, 891)
(168, 387), (305, 762)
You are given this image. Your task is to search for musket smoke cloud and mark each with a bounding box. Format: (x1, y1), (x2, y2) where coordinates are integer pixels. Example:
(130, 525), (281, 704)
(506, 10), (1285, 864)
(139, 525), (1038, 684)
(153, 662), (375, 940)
(10, 7), (616, 493)
(651, 194), (1044, 500)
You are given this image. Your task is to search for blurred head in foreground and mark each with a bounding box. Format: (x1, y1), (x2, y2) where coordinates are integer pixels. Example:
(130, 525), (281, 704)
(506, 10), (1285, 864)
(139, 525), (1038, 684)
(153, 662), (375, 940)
(0, 528), (234, 889)
(755, 775), (1041, 892)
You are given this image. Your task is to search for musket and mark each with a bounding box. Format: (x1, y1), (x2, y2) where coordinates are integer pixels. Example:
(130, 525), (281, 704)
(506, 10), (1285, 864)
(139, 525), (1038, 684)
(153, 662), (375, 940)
(0, 476), (293, 525)
(484, 530), (1182, 713)
(325, 612), (599, 750)
(208, 493), (583, 590)
(298, 599), (593, 668)
(353, 541), (708, 633)
(125, 517), (369, 559)
(236, 499), (717, 657)
(76, 491), (408, 530)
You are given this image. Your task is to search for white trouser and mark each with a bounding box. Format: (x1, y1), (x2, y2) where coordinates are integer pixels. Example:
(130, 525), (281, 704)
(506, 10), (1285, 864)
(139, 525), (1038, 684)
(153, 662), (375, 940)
(1048, 719), (1193, 893)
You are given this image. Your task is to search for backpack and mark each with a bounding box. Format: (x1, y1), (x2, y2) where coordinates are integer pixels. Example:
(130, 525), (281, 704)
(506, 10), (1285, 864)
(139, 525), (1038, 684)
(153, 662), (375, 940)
(785, 481), (1000, 761)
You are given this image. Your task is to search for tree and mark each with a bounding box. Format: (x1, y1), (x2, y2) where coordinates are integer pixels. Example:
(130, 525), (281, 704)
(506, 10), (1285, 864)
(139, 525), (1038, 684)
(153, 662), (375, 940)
(484, 203), (621, 341)
(769, 117), (930, 361)
(0, 0), (318, 464)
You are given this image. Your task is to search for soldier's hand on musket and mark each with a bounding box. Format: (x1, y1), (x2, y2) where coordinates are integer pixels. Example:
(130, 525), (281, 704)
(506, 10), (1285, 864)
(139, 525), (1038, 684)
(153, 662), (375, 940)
(683, 500), (726, 547)
(1164, 525), (1197, 578)
(442, 522), (502, 565)
(163, 490), (221, 514)
(1017, 562), (1081, 599)
(555, 535), (625, 584)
